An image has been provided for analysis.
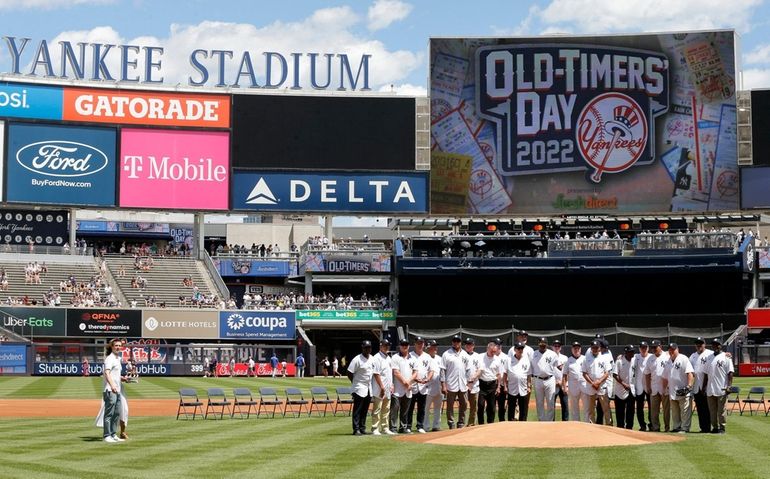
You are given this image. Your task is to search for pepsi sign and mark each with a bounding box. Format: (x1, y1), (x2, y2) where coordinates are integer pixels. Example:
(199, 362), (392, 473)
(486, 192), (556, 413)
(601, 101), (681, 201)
(219, 311), (295, 340)
(0, 82), (63, 120)
(6, 123), (117, 206)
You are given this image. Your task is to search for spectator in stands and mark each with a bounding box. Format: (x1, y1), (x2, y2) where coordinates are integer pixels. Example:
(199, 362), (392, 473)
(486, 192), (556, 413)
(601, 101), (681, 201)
(259, 244), (266, 257)
(0, 272), (8, 291)
(182, 276), (194, 287)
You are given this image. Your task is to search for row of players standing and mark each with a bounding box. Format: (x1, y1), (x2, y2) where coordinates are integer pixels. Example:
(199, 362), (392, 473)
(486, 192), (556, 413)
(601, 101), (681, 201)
(346, 332), (734, 436)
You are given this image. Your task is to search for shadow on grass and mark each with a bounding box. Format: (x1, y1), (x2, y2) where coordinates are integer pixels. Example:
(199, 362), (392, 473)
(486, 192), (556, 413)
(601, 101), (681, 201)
(80, 436), (106, 442)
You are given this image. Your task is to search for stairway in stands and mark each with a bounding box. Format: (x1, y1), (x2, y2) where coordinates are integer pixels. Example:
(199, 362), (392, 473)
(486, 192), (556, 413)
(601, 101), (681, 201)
(0, 256), (101, 306)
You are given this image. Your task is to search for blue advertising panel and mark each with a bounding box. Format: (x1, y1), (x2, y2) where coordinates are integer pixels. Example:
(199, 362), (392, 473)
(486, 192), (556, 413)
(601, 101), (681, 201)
(219, 311), (295, 340)
(6, 123), (117, 206)
(231, 170), (428, 213)
(216, 259), (292, 277)
(0, 82), (63, 120)
(0, 344), (26, 366)
(33, 362), (170, 376)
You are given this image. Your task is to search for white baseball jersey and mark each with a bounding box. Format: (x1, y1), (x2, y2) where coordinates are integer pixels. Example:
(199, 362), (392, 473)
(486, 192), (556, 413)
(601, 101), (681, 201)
(409, 350), (433, 395)
(496, 352), (510, 390)
(462, 350), (481, 393)
(705, 352), (734, 397)
(531, 349), (559, 378)
(478, 353), (502, 382)
(347, 353), (375, 397)
(613, 355), (636, 399)
(689, 349), (714, 394)
(554, 352), (568, 385)
(506, 354), (531, 396)
(644, 352), (670, 396)
(633, 352), (653, 393)
(566, 354), (588, 394)
(664, 353), (694, 400)
(581, 352), (613, 395)
(391, 353), (414, 398)
(509, 344), (534, 362)
(371, 351), (393, 398)
(425, 354), (444, 397)
(442, 348), (468, 392)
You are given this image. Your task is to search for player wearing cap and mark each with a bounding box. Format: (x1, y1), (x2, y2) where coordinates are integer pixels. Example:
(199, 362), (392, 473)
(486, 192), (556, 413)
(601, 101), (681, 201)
(462, 338), (481, 427)
(494, 338), (509, 421)
(633, 341), (653, 431)
(510, 330), (534, 362)
(371, 339), (394, 435)
(565, 341), (589, 422)
(689, 337), (713, 433)
(613, 345), (636, 429)
(407, 337), (433, 434)
(476, 341), (502, 424)
(425, 340), (445, 432)
(552, 339), (569, 421)
(644, 340), (670, 432)
(703, 338), (733, 434)
(532, 337), (559, 421)
(390, 339), (416, 434)
(442, 335), (468, 429)
(663, 343), (694, 433)
(504, 342), (531, 421)
(347, 341), (375, 436)
(582, 340), (613, 425)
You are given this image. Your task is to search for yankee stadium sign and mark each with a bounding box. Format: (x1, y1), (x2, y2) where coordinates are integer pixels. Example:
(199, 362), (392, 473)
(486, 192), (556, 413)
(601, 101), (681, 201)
(476, 44), (669, 182)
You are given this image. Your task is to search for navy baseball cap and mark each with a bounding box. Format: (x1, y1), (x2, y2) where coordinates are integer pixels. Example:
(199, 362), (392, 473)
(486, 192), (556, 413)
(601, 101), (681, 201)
(538, 337), (548, 345)
(590, 340), (600, 347)
(451, 335), (462, 342)
(552, 339), (562, 346)
(494, 338), (503, 345)
(414, 337), (425, 344)
(694, 337), (705, 344)
(639, 341), (649, 347)
(427, 339), (438, 347)
(517, 330), (529, 336)
(712, 338), (722, 345)
(571, 341), (582, 347)
(514, 342), (525, 349)
(380, 338), (391, 345)
(464, 337), (475, 344)
(399, 339), (410, 346)
(668, 342), (678, 350)
(650, 340), (662, 347)
(362, 340), (372, 348)
(624, 345), (636, 353)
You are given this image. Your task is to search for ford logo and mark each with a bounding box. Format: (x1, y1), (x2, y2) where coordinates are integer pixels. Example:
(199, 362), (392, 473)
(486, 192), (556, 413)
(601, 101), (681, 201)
(16, 141), (109, 178)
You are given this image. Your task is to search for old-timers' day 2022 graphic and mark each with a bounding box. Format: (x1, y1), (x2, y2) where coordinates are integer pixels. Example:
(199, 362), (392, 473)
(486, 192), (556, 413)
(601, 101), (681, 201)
(430, 31), (738, 214)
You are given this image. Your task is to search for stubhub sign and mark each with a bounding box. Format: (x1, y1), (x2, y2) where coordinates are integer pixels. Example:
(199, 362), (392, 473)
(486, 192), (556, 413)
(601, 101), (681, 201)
(231, 171), (428, 213)
(219, 311), (295, 340)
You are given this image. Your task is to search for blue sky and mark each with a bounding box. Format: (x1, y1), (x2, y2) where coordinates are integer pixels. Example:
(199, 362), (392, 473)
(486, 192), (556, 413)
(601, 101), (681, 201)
(1, 0), (770, 93)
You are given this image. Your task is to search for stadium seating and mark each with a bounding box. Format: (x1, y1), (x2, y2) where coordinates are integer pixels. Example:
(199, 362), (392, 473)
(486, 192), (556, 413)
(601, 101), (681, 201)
(283, 387), (309, 417)
(204, 388), (232, 419)
(741, 386), (767, 416)
(333, 387), (354, 416)
(257, 387), (282, 418)
(231, 388), (258, 419)
(0, 257), (105, 306)
(177, 388), (203, 420)
(309, 386), (334, 417)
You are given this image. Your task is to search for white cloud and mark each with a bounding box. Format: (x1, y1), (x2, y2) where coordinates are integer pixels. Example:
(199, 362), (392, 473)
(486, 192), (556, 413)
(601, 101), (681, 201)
(746, 44), (770, 65)
(518, 0), (761, 34)
(378, 82), (427, 96)
(743, 68), (770, 89)
(368, 0), (413, 31)
(23, 7), (422, 90)
(0, 0), (114, 10)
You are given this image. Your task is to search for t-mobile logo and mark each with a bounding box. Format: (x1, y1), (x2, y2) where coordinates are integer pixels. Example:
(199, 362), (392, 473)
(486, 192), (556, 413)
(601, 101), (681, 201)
(123, 156), (143, 178)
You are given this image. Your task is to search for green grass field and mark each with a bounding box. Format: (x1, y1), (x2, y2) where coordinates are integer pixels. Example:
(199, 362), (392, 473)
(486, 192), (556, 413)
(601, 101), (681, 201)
(2, 376), (770, 479)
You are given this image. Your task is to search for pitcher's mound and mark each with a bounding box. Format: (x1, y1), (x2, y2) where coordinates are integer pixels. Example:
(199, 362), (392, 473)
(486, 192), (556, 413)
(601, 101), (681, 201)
(395, 421), (685, 448)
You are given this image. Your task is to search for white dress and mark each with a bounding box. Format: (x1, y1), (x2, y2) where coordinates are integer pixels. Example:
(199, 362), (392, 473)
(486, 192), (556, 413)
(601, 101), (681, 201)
(95, 388), (129, 427)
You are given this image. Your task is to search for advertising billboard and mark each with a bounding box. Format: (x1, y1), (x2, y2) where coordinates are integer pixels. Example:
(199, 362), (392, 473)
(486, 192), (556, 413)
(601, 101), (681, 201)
(119, 129), (230, 210)
(0, 121), (3, 201)
(0, 307), (66, 337)
(0, 210), (67, 246)
(219, 311), (295, 340)
(301, 253), (391, 273)
(297, 310), (395, 320)
(231, 170), (428, 213)
(232, 95), (415, 170)
(6, 123), (117, 206)
(216, 259), (292, 277)
(62, 88), (230, 128)
(66, 309), (141, 337)
(141, 309), (219, 339)
(0, 82), (63, 120)
(430, 31), (738, 214)
(0, 344), (27, 374)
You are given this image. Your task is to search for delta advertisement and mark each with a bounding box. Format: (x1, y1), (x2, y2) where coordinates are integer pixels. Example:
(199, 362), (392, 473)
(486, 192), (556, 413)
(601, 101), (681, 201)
(66, 308), (141, 337)
(219, 311), (296, 340)
(430, 31), (738, 214)
(5, 122), (117, 206)
(141, 309), (219, 339)
(119, 129), (230, 210)
(216, 258), (293, 277)
(0, 307), (66, 337)
(231, 171), (429, 213)
(0, 210), (67, 246)
(301, 253), (391, 273)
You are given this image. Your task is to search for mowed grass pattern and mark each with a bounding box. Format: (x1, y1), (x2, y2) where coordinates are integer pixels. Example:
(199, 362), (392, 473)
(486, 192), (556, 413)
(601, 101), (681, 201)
(1, 376), (770, 478)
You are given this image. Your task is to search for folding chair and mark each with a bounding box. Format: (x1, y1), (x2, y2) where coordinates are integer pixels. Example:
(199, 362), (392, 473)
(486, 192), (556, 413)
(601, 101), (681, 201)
(284, 387), (309, 417)
(741, 386), (767, 416)
(309, 387), (334, 417)
(204, 388), (232, 419)
(257, 387), (281, 418)
(232, 388), (258, 419)
(333, 387), (354, 416)
(177, 388), (203, 420)
(726, 386), (741, 415)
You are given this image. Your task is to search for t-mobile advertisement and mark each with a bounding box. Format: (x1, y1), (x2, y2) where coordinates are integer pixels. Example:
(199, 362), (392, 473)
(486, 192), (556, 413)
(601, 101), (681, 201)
(119, 129), (230, 210)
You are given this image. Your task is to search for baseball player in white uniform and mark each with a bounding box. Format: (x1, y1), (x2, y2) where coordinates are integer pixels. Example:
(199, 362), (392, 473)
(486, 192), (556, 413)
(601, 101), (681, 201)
(462, 338), (481, 426)
(582, 340), (613, 425)
(442, 335), (468, 429)
(476, 341), (502, 424)
(347, 341), (375, 436)
(495, 338), (509, 421)
(408, 337), (433, 433)
(425, 339), (445, 432)
(613, 345), (636, 429)
(633, 341), (653, 431)
(504, 342), (531, 421)
(371, 339), (394, 435)
(664, 343), (694, 433)
(532, 337), (559, 421)
(704, 338), (733, 434)
(390, 339), (416, 433)
(552, 339), (569, 421)
(644, 340), (671, 432)
(689, 337), (713, 433)
(565, 341), (589, 422)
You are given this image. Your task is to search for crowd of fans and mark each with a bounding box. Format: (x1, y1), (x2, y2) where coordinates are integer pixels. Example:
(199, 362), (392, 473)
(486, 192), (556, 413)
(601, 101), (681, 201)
(242, 291), (390, 310)
(214, 243), (296, 257)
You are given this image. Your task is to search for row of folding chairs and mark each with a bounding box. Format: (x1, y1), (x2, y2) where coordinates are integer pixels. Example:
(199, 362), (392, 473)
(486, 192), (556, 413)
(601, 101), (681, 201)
(725, 386), (770, 416)
(176, 386), (356, 420)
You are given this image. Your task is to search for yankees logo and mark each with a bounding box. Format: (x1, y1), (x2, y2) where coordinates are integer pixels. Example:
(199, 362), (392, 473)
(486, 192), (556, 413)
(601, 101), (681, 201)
(674, 363), (681, 370)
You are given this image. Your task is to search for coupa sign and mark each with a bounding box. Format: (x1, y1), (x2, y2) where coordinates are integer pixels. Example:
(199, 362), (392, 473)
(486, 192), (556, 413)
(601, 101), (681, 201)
(476, 44), (669, 182)
(6, 123), (117, 206)
(219, 311), (295, 340)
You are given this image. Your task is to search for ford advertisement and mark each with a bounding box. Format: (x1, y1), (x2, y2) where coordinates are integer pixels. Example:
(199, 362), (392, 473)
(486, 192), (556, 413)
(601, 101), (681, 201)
(6, 122), (117, 206)
(219, 311), (295, 340)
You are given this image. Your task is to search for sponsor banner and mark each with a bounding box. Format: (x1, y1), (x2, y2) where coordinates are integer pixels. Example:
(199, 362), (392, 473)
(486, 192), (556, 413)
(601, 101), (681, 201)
(62, 88), (230, 128)
(66, 309), (141, 337)
(302, 253), (391, 273)
(431, 31), (738, 214)
(141, 310), (219, 339)
(739, 363), (770, 377)
(747, 308), (770, 329)
(0, 210), (67, 246)
(6, 123), (117, 206)
(119, 129), (229, 210)
(0, 82), (63, 120)
(0, 122), (4, 200)
(34, 362), (170, 376)
(297, 310), (395, 320)
(216, 259), (291, 277)
(219, 311), (295, 340)
(216, 362), (296, 377)
(0, 344), (27, 367)
(0, 307), (66, 336)
(231, 170), (428, 213)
